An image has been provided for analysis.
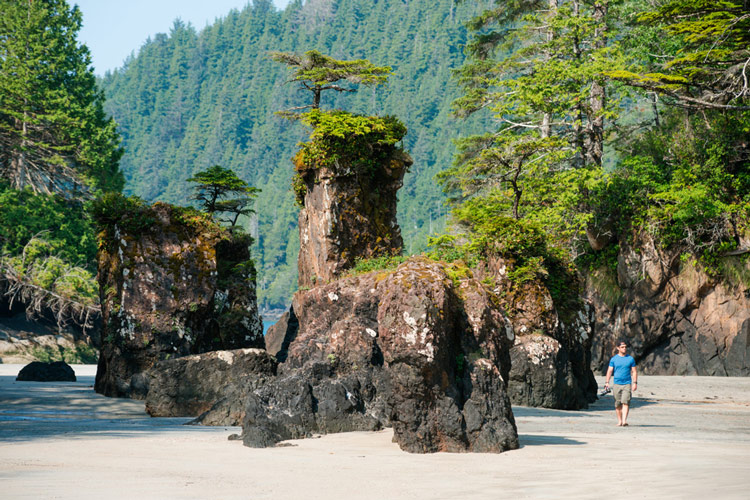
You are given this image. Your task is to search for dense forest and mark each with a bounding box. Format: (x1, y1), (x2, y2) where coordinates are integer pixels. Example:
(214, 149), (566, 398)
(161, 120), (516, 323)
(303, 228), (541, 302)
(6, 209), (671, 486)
(2, 0), (749, 325)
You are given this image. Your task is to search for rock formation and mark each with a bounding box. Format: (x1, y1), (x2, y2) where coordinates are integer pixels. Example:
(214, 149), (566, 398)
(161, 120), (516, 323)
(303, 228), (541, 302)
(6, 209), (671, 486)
(294, 114), (412, 288)
(94, 201), (263, 398)
(254, 258), (519, 453)
(475, 255), (598, 409)
(16, 361), (76, 382)
(145, 348), (276, 424)
(588, 237), (750, 376)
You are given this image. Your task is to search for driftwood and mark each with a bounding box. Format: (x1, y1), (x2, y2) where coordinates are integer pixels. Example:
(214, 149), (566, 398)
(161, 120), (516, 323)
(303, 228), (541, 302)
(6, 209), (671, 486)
(0, 261), (100, 333)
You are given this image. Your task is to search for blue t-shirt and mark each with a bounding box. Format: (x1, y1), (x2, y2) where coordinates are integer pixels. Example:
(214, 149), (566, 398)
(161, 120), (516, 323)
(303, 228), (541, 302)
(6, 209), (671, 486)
(609, 355), (636, 385)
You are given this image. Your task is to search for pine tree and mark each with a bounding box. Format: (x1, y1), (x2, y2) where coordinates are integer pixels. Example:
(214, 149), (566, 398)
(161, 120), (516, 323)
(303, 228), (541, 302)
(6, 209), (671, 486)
(187, 165), (259, 227)
(610, 0), (750, 110)
(0, 0), (123, 197)
(271, 50), (392, 110)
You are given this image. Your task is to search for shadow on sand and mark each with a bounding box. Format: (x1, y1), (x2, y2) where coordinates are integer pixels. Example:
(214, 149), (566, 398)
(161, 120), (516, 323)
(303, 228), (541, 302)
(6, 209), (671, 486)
(518, 434), (585, 447)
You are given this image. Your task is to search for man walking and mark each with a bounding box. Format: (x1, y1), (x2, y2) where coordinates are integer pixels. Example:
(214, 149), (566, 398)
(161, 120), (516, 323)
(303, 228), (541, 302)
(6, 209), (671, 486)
(604, 339), (637, 426)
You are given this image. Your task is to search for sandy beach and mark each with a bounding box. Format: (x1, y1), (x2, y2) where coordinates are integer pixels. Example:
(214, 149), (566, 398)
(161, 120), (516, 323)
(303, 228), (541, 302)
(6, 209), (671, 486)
(1, 364), (749, 499)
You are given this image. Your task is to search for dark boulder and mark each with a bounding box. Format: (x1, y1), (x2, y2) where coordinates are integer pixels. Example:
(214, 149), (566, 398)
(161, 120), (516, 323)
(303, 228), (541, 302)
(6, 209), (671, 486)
(16, 361), (76, 382)
(145, 348), (276, 425)
(239, 258), (520, 453)
(264, 307), (299, 362)
(475, 255), (597, 409)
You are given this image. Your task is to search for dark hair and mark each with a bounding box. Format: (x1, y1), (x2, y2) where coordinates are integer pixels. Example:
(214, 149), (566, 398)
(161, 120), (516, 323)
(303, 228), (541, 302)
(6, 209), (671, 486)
(617, 339), (629, 347)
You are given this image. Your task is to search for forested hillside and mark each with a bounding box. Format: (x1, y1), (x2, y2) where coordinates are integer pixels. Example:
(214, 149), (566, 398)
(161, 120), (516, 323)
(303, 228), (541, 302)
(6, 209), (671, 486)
(100, 0), (493, 311)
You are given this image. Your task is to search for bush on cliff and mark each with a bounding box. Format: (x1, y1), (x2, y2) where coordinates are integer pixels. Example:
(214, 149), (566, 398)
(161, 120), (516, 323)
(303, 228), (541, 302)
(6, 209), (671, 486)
(292, 110), (408, 205)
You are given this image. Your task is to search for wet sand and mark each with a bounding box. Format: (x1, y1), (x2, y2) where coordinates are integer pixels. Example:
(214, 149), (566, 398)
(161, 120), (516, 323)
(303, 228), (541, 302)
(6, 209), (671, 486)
(1, 365), (749, 499)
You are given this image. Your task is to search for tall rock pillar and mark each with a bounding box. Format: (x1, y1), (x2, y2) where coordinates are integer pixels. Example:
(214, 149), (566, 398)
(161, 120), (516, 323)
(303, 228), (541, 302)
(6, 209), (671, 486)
(294, 111), (411, 288)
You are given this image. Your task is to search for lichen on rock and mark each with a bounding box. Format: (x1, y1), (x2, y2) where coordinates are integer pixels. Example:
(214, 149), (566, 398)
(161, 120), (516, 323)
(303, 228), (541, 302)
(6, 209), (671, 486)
(92, 196), (263, 398)
(294, 110), (412, 288)
(254, 257), (519, 453)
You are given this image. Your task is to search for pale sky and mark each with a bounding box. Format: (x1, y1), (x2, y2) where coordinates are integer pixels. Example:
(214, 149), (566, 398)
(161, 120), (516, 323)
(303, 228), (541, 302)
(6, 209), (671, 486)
(75, 1), (292, 75)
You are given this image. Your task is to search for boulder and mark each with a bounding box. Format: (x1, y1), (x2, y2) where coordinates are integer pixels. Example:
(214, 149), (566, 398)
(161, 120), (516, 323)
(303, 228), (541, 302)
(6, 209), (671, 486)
(476, 255), (597, 409)
(94, 201), (264, 399)
(145, 348), (276, 425)
(16, 361), (76, 382)
(588, 238), (750, 376)
(239, 258), (520, 453)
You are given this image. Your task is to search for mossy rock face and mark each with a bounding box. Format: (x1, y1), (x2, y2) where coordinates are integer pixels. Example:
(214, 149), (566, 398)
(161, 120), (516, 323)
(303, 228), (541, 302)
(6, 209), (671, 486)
(94, 200), (263, 399)
(474, 253), (597, 410)
(296, 149), (411, 289)
(294, 111), (411, 289)
(587, 236), (750, 377)
(244, 257), (519, 453)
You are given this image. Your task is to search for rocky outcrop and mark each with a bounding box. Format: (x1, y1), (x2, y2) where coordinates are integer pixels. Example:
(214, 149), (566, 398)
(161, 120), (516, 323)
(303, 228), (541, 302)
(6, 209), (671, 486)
(16, 361), (76, 382)
(294, 116), (411, 288)
(94, 201), (263, 399)
(588, 238), (750, 376)
(264, 307), (298, 362)
(476, 256), (597, 409)
(145, 348), (276, 425)
(241, 258), (519, 453)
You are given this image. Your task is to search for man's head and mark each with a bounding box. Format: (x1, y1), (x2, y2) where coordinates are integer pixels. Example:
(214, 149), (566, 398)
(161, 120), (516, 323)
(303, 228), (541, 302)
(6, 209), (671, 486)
(616, 339), (628, 354)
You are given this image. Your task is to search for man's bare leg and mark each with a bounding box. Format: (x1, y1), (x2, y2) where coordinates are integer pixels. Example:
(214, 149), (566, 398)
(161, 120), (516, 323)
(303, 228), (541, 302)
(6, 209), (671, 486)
(621, 404), (630, 426)
(615, 404), (623, 426)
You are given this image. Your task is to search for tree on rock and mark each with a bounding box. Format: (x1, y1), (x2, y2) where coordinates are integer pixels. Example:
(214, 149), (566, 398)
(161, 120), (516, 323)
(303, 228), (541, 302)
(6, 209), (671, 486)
(187, 165), (259, 227)
(0, 0), (123, 198)
(271, 50), (391, 110)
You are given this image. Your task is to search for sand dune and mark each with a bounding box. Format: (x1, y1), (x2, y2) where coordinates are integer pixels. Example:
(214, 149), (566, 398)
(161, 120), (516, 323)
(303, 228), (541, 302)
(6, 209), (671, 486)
(1, 365), (749, 499)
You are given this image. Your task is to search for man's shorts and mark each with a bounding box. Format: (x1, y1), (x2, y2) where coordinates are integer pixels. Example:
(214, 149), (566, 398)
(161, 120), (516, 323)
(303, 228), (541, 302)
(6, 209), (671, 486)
(612, 384), (632, 406)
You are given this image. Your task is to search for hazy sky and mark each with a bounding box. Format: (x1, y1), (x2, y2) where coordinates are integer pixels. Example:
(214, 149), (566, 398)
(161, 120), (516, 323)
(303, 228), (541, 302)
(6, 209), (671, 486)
(75, 1), (292, 75)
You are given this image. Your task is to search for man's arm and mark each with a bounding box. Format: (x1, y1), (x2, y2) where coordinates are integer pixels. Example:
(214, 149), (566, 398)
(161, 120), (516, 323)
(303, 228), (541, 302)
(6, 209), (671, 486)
(631, 365), (637, 391)
(604, 366), (614, 388)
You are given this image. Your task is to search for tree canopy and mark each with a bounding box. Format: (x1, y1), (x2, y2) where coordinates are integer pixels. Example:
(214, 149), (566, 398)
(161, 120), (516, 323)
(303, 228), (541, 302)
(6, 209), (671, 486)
(271, 50), (392, 110)
(610, 0), (750, 110)
(0, 0), (123, 198)
(187, 165), (260, 227)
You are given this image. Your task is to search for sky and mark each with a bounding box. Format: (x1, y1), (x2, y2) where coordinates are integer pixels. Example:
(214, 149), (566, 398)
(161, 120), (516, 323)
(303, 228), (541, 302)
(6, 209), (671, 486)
(75, 1), (291, 75)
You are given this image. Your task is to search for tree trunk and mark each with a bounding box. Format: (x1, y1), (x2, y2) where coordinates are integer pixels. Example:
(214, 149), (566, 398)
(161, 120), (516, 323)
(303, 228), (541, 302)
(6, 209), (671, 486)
(586, 1), (608, 167)
(541, 0), (557, 139)
(313, 87), (321, 109)
(571, 1), (586, 167)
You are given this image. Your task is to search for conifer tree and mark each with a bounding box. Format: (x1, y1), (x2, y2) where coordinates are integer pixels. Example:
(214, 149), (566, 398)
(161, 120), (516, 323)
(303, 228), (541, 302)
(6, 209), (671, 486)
(611, 0), (750, 110)
(0, 0), (123, 198)
(271, 50), (392, 110)
(187, 165), (259, 227)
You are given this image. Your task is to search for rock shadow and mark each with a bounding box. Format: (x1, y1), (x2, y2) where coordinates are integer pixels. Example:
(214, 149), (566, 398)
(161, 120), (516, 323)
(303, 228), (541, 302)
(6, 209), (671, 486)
(518, 434), (585, 447)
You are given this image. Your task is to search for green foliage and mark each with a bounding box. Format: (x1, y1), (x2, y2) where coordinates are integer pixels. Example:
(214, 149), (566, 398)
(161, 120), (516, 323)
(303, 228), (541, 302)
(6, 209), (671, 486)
(30, 342), (98, 364)
(0, 182), (97, 266)
(187, 165), (260, 226)
(426, 234), (474, 265)
(90, 193), (156, 236)
(295, 110), (407, 203)
(619, 0), (750, 109)
(271, 50), (391, 110)
(347, 254), (410, 276)
(0, 0), (123, 196)
(1, 236), (98, 308)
